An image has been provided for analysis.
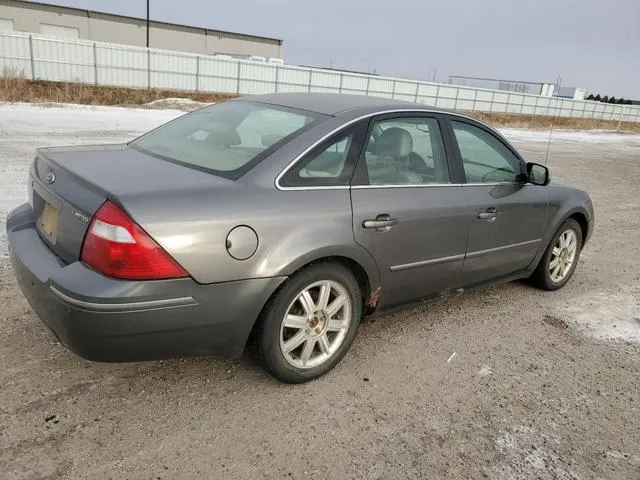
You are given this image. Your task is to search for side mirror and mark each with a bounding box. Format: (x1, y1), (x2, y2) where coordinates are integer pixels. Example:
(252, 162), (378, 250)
(526, 162), (550, 186)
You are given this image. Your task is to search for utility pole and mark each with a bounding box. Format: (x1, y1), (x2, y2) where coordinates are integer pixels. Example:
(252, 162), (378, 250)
(146, 0), (150, 48)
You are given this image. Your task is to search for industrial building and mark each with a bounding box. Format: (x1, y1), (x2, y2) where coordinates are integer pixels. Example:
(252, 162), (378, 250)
(449, 75), (590, 101)
(553, 86), (588, 101)
(0, 0), (283, 59)
(449, 75), (556, 97)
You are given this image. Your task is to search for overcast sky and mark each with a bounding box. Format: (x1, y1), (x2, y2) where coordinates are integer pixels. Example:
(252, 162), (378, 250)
(30, 0), (640, 98)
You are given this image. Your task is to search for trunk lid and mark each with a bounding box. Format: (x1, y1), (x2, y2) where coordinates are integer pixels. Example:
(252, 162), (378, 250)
(31, 144), (231, 263)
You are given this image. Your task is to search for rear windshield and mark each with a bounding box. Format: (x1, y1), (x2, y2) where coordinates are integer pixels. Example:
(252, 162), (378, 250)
(130, 101), (326, 179)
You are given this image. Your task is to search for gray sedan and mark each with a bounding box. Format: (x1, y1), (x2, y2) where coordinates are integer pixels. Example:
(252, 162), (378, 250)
(7, 93), (594, 383)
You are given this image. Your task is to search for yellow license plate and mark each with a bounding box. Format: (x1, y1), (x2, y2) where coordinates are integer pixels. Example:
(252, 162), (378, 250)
(38, 202), (59, 242)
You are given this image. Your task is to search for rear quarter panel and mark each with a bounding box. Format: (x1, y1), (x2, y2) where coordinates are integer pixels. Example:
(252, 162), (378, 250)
(120, 187), (381, 289)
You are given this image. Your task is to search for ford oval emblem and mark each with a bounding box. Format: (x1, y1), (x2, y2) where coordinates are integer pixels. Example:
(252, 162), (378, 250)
(45, 171), (56, 184)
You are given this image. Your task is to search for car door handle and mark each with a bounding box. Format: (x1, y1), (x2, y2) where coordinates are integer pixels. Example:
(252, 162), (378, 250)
(363, 215), (398, 230)
(477, 208), (498, 221)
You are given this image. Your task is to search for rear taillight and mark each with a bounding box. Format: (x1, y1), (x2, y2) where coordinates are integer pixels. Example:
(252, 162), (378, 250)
(80, 201), (188, 280)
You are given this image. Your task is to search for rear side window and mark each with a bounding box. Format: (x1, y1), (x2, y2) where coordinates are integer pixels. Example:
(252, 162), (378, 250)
(131, 101), (324, 180)
(281, 123), (366, 187)
(361, 116), (449, 185)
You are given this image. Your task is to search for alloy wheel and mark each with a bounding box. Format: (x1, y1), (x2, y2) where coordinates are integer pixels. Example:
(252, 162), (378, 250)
(549, 229), (577, 283)
(279, 280), (352, 369)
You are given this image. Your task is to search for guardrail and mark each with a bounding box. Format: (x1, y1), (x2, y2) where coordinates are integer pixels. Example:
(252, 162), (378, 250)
(1, 31), (638, 123)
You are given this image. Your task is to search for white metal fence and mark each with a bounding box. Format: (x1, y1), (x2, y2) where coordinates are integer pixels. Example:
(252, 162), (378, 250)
(2, 31), (639, 123)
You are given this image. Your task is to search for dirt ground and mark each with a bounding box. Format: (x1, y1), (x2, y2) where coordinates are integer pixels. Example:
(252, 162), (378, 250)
(1, 104), (639, 479)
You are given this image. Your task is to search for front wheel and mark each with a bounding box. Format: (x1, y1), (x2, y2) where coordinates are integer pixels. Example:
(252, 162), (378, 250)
(530, 218), (583, 291)
(256, 263), (362, 383)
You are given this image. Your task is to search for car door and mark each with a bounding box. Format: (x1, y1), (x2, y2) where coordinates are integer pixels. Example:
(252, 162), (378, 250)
(445, 117), (548, 287)
(350, 113), (470, 308)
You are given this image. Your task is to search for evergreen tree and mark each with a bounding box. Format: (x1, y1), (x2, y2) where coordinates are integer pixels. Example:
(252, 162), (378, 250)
(609, 96), (616, 104)
(586, 94), (595, 100)
(602, 95), (609, 103)
(594, 94), (602, 102)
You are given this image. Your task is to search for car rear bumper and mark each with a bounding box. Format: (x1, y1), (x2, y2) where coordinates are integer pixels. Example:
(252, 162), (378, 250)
(7, 203), (286, 362)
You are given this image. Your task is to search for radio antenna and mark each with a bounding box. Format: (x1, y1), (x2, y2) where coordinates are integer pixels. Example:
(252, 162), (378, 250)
(544, 75), (561, 165)
(544, 110), (557, 165)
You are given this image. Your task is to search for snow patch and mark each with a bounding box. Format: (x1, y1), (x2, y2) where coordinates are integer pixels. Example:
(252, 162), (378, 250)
(557, 288), (640, 344)
(499, 127), (640, 146)
(492, 426), (578, 479)
(144, 97), (210, 111)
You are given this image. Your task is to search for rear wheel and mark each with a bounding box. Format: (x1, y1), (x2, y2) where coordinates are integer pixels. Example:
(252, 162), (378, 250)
(530, 218), (582, 290)
(256, 263), (361, 383)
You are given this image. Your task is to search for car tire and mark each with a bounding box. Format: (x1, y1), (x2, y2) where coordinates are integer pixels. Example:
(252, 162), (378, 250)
(256, 263), (362, 383)
(530, 218), (583, 291)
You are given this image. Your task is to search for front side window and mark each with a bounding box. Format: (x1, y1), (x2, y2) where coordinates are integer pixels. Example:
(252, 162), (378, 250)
(361, 116), (449, 185)
(452, 121), (525, 183)
(131, 101), (324, 179)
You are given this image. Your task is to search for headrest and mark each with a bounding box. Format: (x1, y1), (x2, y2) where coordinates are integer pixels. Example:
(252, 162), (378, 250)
(375, 127), (413, 158)
(199, 122), (241, 147)
(261, 134), (284, 147)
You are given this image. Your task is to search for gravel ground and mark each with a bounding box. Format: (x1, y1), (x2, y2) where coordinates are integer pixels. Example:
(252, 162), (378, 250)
(1, 103), (639, 480)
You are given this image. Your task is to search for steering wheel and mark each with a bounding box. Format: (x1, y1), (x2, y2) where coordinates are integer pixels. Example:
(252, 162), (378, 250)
(481, 168), (513, 182)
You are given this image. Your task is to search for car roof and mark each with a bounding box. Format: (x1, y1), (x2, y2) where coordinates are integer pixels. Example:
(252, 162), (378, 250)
(237, 92), (450, 117)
